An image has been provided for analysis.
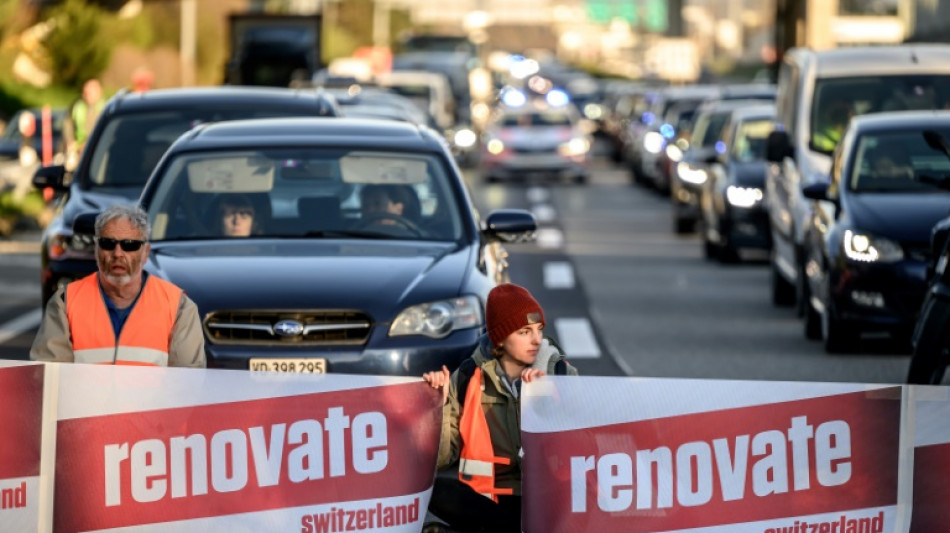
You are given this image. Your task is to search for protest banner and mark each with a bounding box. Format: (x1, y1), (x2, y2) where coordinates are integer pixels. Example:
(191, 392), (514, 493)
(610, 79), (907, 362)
(51, 365), (442, 533)
(522, 376), (904, 533)
(0, 361), (46, 533)
(909, 386), (950, 533)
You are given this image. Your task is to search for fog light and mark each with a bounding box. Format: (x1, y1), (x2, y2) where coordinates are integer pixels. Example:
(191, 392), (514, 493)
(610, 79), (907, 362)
(851, 290), (885, 309)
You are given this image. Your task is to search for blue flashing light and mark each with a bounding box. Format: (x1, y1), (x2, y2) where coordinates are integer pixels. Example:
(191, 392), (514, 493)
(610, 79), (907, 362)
(546, 89), (570, 107)
(659, 123), (675, 139)
(715, 141), (727, 154)
(641, 111), (655, 125)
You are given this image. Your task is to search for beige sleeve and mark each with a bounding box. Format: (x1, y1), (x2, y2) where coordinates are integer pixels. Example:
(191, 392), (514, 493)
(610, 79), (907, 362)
(436, 370), (463, 470)
(30, 287), (75, 362)
(168, 294), (206, 368)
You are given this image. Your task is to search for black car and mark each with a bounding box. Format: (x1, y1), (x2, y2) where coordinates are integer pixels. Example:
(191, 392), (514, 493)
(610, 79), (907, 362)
(671, 99), (772, 234)
(122, 117), (536, 375)
(800, 111), (950, 352)
(32, 87), (339, 307)
(699, 104), (776, 262)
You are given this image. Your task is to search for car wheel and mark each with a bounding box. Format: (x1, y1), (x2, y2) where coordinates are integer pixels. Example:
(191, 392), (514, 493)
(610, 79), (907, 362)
(574, 173), (588, 184)
(673, 213), (694, 234)
(716, 221), (739, 263)
(770, 257), (795, 307)
(822, 307), (856, 354)
(802, 280), (822, 340)
(907, 297), (950, 384)
(700, 220), (718, 260)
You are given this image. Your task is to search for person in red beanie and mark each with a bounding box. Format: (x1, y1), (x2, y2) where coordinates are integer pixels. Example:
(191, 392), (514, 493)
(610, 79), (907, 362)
(422, 283), (577, 533)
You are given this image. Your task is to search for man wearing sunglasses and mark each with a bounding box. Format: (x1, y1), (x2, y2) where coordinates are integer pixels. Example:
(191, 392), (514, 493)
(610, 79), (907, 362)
(30, 204), (205, 367)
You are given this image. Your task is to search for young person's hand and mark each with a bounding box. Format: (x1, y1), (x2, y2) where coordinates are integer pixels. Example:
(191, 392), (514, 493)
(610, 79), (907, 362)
(520, 368), (546, 383)
(423, 365), (451, 404)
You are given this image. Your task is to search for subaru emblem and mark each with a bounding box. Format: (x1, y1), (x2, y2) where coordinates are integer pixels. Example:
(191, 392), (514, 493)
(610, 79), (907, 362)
(273, 319), (304, 337)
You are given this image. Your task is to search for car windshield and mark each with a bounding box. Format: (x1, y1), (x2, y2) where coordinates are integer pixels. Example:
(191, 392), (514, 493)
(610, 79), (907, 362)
(85, 109), (317, 189)
(810, 75), (950, 154)
(691, 111), (730, 149)
(849, 129), (950, 192)
(731, 118), (775, 163)
(146, 147), (463, 242)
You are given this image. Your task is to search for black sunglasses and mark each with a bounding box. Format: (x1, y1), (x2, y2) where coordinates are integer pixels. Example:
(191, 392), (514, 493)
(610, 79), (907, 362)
(97, 237), (146, 252)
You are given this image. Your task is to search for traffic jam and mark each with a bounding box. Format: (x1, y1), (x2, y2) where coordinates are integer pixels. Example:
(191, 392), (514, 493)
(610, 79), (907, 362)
(1, 2), (950, 532)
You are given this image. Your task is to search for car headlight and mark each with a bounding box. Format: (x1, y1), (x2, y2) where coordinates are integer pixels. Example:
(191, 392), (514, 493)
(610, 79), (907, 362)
(665, 143), (684, 162)
(676, 162), (707, 185)
(454, 129), (477, 149)
(557, 137), (590, 157)
(48, 231), (96, 260)
(643, 131), (665, 154)
(389, 296), (483, 339)
(486, 138), (505, 155)
(843, 229), (904, 263)
(725, 186), (764, 208)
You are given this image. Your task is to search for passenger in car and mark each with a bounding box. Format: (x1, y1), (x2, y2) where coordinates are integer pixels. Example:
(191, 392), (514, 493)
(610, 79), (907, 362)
(421, 283), (577, 533)
(216, 194), (258, 237)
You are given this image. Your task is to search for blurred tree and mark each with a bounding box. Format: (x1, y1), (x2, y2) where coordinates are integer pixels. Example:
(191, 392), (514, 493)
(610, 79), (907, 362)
(41, 0), (114, 90)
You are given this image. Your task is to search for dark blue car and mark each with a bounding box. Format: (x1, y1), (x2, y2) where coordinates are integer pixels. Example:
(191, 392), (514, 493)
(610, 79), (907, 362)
(117, 117), (536, 375)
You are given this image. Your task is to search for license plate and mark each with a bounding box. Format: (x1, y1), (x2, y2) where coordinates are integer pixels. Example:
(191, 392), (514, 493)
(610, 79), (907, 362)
(249, 358), (326, 374)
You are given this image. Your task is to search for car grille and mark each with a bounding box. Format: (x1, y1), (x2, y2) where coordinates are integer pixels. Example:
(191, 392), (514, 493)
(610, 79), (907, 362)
(512, 144), (557, 154)
(204, 310), (372, 346)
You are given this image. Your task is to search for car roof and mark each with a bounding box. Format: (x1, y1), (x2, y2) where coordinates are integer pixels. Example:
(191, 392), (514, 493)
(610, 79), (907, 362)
(849, 110), (950, 132)
(729, 104), (776, 122)
(105, 86), (340, 116)
(789, 45), (950, 77)
(170, 117), (442, 152)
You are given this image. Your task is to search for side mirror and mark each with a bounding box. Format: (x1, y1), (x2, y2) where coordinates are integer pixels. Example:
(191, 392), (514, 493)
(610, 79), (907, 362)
(32, 165), (68, 191)
(766, 130), (792, 163)
(802, 182), (830, 201)
(483, 209), (537, 243)
(72, 211), (99, 236)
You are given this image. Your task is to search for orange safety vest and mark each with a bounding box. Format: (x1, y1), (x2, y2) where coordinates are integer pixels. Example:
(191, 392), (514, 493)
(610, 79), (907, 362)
(457, 366), (515, 502)
(66, 273), (182, 366)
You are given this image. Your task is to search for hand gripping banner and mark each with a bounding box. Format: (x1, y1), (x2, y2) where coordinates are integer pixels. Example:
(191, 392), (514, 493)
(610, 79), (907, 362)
(51, 365), (443, 533)
(522, 377), (905, 533)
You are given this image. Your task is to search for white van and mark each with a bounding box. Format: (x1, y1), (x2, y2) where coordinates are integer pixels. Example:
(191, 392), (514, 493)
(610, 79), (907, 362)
(374, 70), (456, 130)
(765, 45), (950, 310)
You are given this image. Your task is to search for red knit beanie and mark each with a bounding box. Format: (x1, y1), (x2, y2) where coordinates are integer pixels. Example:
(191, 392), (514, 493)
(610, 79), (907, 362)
(486, 283), (545, 346)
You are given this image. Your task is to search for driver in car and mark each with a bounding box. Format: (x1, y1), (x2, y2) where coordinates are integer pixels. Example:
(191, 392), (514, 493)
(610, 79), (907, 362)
(360, 184), (408, 223)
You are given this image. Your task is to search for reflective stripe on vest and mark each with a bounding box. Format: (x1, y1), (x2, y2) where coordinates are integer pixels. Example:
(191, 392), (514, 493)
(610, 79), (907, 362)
(457, 366), (514, 502)
(66, 274), (181, 366)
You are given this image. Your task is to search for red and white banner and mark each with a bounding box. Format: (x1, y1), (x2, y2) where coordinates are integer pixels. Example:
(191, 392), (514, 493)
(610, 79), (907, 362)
(52, 365), (443, 533)
(522, 377), (903, 533)
(909, 386), (950, 533)
(0, 361), (46, 533)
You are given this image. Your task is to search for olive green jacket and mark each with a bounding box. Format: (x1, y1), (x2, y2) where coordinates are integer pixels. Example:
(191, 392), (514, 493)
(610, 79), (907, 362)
(437, 334), (577, 495)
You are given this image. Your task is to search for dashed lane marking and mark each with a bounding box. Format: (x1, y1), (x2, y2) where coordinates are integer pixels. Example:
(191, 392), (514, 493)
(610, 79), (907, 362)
(531, 204), (556, 223)
(0, 308), (42, 346)
(526, 186), (549, 204)
(536, 228), (564, 249)
(543, 261), (575, 290)
(554, 317), (601, 358)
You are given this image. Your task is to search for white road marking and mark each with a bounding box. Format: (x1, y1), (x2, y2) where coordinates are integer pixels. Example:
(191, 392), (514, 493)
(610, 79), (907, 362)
(554, 318), (601, 358)
(0, 308), (42, 345)
(526, 186), (548, 203)
(536, 227), (563, 249)
(531, 203), (556, 223)
(543, 261), (575, 290)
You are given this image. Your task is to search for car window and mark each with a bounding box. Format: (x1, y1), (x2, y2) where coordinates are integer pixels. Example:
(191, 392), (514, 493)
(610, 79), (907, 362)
(731, 118), (775, 163)
(810, 75), (950, 154)
(849, 129), (950, 192)
(85, 109), (325, 188)
(147, 148), (462, 242)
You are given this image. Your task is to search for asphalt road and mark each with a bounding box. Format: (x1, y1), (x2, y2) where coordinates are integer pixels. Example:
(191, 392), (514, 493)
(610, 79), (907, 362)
(0, 146), (914, 383)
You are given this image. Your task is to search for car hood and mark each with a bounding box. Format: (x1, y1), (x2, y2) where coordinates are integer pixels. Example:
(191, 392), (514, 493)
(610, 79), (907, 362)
(62, 186), (141, 224)
(848, 193), (950, 241)
(147, 239), (473, 317)
(731, 161), (769, 187)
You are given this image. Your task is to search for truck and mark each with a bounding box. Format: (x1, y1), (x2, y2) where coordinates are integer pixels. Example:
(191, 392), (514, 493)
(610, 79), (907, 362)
(225, 14), (322, 87)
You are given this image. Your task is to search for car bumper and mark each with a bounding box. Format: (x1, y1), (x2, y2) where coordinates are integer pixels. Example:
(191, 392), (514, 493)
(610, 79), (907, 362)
(43, 257), (97, 296)
(723, 205), (771, 250)
(481, 153), (587, 179)
(205, 327), (480, 376)
(830, 259), (929, 330)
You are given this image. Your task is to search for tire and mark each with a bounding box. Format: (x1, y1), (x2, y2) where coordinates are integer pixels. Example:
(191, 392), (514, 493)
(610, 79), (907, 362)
(802, 280), (822, 340)
(822, 308), (856, 354)
(907, 296), (950, 384)
(770, 259), (795, 306)
(673, 213), (694, 234)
